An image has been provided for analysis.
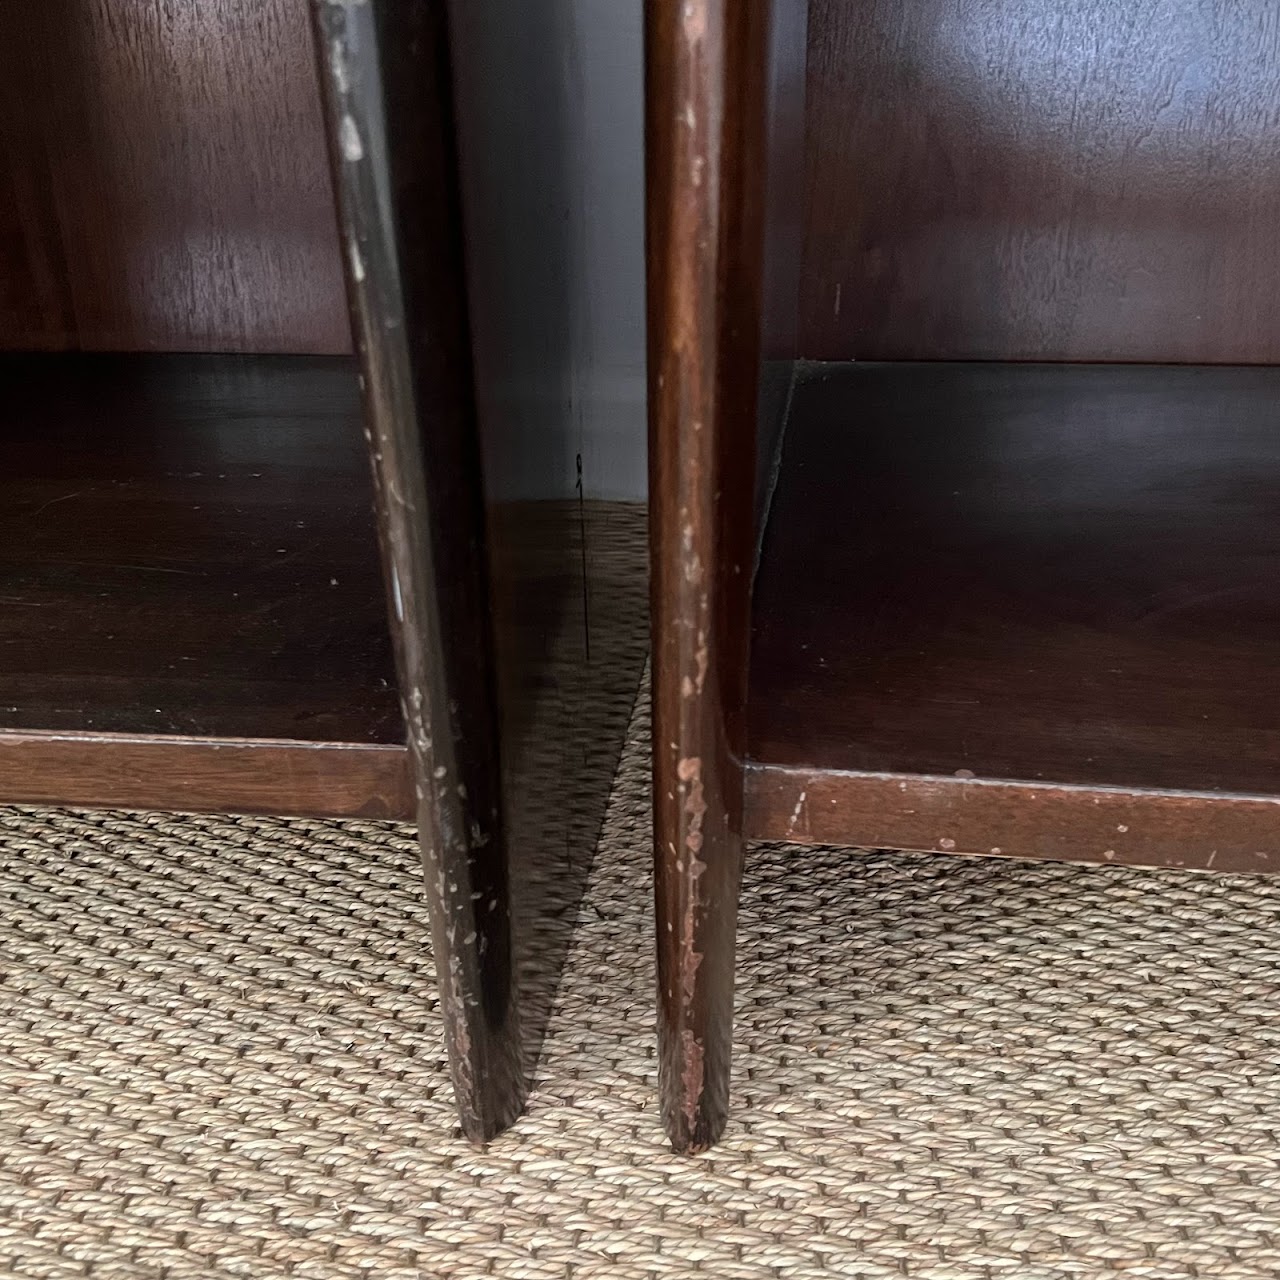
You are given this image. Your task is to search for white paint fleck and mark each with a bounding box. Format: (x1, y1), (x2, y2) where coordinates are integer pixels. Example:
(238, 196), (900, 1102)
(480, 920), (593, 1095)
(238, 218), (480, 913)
(390, 566), (404, 621)
(339, 115), (364, 162)
(990, 847), (1002, 855)
(329, 42), (349, 95)
(939, 837), (957, 851)
(786, 789), (808, 836)
(1116, 824), (1129, 833)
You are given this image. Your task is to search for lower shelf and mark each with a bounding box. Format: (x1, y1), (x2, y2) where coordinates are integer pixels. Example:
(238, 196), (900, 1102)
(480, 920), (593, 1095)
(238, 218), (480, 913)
(0, 354), (411, 818)
(747, 361), (1280, 867)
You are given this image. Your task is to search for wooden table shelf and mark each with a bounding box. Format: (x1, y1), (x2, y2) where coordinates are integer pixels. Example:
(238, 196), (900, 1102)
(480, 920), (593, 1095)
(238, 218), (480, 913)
(0, 353), (411, 818)
(749, 361), (1280, 797)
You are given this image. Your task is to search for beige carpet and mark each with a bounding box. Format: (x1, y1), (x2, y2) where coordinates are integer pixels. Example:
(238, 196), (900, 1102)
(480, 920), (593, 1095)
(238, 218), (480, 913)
(3, 684), (1280, 1278)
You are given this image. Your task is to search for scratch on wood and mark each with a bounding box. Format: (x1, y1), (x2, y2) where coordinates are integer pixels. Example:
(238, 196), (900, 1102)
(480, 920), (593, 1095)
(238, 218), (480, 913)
(390, 566), (404, 621)
(679, 1028), (705, 1133)
(681, 1), (707, 44)
(677, 755), (707, 855)
(348, 239), (365, 282)
(675, 754), (709, 1131)
(786, 788), (807, 837)
(339, 115), (363, 162)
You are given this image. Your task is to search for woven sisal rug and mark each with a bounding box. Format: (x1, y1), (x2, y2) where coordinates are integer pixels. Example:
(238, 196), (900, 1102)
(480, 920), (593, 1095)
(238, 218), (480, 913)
(3, 680), (1280, 1278)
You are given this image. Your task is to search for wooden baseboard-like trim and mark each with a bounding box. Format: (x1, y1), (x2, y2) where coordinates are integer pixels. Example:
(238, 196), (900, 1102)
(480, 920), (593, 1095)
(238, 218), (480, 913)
(745, 763), (1280, 875)
(0, 731), (414, 820)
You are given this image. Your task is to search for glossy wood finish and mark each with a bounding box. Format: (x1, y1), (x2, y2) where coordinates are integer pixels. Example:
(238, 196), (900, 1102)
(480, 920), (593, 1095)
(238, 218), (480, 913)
(0, 1), (347, 354)
(314, 0), (521, 1143)
(649, 0), (1280, 1154)
(0, 733), (410, 820)
(319, 0), (650, 1146)
(800, 0), (1280, 363)
(749, 362), (1280, 846)
(754, 1), (808, 524)
(646, 0), (771, 1153)
(747, 766), (1280, 873)
(0, 354), (400, 747)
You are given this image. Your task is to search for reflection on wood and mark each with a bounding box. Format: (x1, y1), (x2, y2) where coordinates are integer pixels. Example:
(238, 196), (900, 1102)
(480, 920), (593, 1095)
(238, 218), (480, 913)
(1, 1), (346, 353)
(489, 502), (649, 1088)
(801, 0), (1280, 362)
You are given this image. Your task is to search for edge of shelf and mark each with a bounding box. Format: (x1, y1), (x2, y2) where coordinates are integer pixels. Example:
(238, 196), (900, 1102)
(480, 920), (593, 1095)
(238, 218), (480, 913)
(0, 730), (414, 820)
(745, 762), (1280, 874)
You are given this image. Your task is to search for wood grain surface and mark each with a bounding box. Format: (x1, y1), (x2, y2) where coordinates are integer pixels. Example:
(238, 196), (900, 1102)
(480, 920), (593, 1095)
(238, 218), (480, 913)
(0, 0), (347, 353)
(800, 0), (1280, 362)
(0, 732), (411, 820)
(316, 0), (525, 1145)
(746, 765), (1280, 874)
(0, 353), (399, 745)
(754, 0), (808, 526)
(647, 0), (773, 1154)
(750, 362), (1280, 799)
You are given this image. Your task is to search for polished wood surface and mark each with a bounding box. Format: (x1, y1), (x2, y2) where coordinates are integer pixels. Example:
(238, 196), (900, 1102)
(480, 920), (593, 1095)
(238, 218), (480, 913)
(1, 0), (347, 353)
(800, 0), (1280, 362)
(0, 353), (399, 744)
(747, 765), (1280, 872)
(749, 363), (1280, 813)
(0, 732), (411, 820)
(754, 1), (808, 524)
(315, 0), (522, 1144)
(647, 0), (772, 1153)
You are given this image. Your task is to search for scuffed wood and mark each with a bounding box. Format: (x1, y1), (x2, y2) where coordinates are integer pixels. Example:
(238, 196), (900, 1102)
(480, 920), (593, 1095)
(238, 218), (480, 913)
(0, 732), (411, 820)
(747, 765), (1280, 874)
(312, 0), (522, 1143)
(646, 0), (772, 1152)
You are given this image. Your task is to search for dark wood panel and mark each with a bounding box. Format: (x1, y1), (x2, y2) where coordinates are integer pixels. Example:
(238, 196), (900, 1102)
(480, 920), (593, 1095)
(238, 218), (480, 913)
(746, 766), (1280, 874)
(800, 0), (1280, 362)
(749, 363), (1280, 800)
(754, 1), (808, 527)
(0, 353), (400, 743)
(317, 1), (651, 1145)
(647, 0), (771, 1153)
(315, 0), (521, 1145)
(0, 732), (411, 820)
(0, 0), (348, 353)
